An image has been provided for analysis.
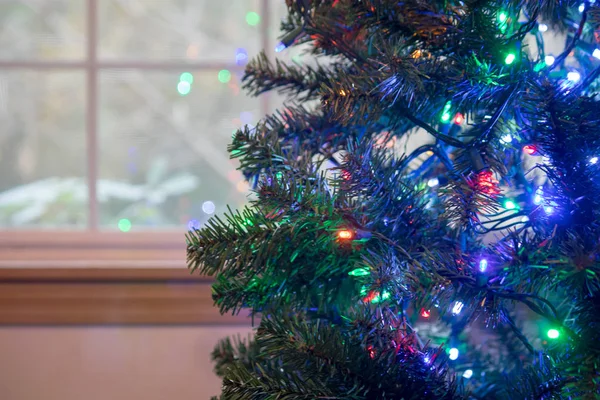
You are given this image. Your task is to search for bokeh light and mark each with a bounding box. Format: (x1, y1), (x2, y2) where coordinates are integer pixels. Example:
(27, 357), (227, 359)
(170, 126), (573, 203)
(177, 81), (191, 95)
(118, 218), (132, 232)
(202, 201), (216, 214)
(218, 69), (232, 83)
(246, 12), (260, 26)
(179, 72), (194, 84)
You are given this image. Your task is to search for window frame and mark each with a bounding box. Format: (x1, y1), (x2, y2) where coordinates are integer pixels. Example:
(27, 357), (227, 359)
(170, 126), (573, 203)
(0, 0), (273, 325)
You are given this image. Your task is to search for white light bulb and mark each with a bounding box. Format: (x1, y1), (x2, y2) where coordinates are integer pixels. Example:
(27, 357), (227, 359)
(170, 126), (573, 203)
(427, 178), (440, 187)
(579, 3), (585, 12)
(479, 259), (488, 272)
(590, 157), (598, 165)
(202, 201), (216, 214)
(500, 134), (513, 143)
(463, 369), (473, 379)
(521, 216), (530, 223)
(593, 49), (600, 60)
(449, 348), (459, 360)
(544, 55), (555, 66)
(424, 356), (431, 364)
(452, 301), (465, 315)
(538, 23), (548, 32)
(544, 206), (554, 214)
(567, 71), (581, 82)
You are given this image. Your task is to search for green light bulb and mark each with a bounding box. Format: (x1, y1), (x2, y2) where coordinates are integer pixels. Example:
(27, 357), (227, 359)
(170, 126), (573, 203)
(505, 53), (516, 65)
(547, 329), (560, 339)
(179, 72), (194, 84)
(118, 218), (132, 232)
(349, 268), (371, 277)
(441, 112), (451, 122)
(503, 199), (517, 210)
(498, 12), (508, 23)
(218, 69), (232, 83)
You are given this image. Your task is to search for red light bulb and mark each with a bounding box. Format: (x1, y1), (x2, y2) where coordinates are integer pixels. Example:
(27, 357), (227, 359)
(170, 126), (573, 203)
(421, 309), (431, 318)
(523, 145), (537, 155)
(453, 113), (464, 125)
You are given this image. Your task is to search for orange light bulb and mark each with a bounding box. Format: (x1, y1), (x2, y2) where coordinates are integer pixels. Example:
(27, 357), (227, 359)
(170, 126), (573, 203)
(338, 229), (354, 240)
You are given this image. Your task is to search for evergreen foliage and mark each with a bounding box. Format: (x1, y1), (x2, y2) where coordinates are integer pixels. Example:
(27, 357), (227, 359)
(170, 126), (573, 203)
(187, 0), (600, 398)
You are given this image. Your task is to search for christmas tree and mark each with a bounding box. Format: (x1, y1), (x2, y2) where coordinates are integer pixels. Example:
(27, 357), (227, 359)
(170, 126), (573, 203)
(187, 1), (600, 398)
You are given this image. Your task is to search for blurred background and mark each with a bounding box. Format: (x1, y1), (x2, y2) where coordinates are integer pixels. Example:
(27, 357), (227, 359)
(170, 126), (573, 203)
(0, 0), (301, 230)
(0, 1), (296, 399)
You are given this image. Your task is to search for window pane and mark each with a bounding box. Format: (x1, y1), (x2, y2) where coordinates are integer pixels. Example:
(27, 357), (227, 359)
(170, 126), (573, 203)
(98, 0), (263, 62)
(0, 0), (85, 60)
(98, 69), (260, 229)
(0, 71), (87, 227)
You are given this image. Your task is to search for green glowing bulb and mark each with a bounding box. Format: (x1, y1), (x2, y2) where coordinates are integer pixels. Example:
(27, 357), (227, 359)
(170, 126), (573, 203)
(349, 268), (371, 277)
(547, 329), (560, 339)
(498, 12), (508, 23)
(503, 199), (517, 210)
(177, 81), (191, 95)
(371, 291), (391, 304)
(118, 218), (132, 232)
(441, 112), (451, 122)
(505, 53), (516, 65)
(218, 69), (232, 83)
(246, 12), (260, 26)
(179, 72), (194, 84)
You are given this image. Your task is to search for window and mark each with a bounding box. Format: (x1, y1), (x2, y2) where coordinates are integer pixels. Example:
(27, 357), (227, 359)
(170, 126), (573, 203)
(0, 0), (290, 231)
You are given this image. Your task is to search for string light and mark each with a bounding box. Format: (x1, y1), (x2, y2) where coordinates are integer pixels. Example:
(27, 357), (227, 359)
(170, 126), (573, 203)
(547, 328), (560, 339)
(500, 133), (513, 143)
(118, 218), (132, 232)
(275, 42), (286, 52)
(245, 11), (260, 26)
(505, 53), (516, 65)
(503, 199), (518, 210)
(523, 145), (537, 155)
(567, 71), (581, 82)
(463, 369), (473, 379)
(538, 23), (548, 33)
(338, 229), (354, 240)
(348, 267), (370, 276)
(449, 348), (459, 360)
(453, 113), (464, 125)
(497, 12), (508, 23)
(479, 259), (488, 272)
(579, 3), (585, 12)
(544, 55), (555, 66)
(440, 101), (452, 122)
(427, 178), (440, 188)
(534, 187), (544, 205)
(421, 309), (431, 318)
(590, 156), (598, 165)
(452, 301), (464, 315)
(424, 356), (431, 364)
(593, 49), (600, 60)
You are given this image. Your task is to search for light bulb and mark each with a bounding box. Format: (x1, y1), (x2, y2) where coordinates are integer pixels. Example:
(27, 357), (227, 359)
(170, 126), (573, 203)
(449, 348), (459, 360)
(275, 42), (286, 53)
(427, 178), (440, 187)
(505, 53), (516, 65)
(567, 71), (581, 82)
(593, 49), (600, 60)
(590, 157), (598, 165)
(479, 259), (488, 272)
(544, 55), (555, 66)
(463, 369), (473, 379)
(547, 328), (560, 339)
(538, 23), (548, 32)
(500, 134), (513, 143)
(503, 199), (517, 210)
(579, 3), (585, 12)
(452, 301), (464, 315)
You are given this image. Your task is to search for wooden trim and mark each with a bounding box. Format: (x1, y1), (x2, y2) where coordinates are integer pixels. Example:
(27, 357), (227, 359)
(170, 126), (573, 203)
(0, 231), (249, 325)
(0, 268), (249, 325)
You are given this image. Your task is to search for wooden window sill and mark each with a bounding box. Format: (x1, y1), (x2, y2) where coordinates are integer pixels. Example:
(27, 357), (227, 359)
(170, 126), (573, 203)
(0, 231), (248, 325)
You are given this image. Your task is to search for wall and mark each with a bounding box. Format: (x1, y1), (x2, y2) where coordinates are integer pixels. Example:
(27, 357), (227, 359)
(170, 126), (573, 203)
(0, 325), (253, 400)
